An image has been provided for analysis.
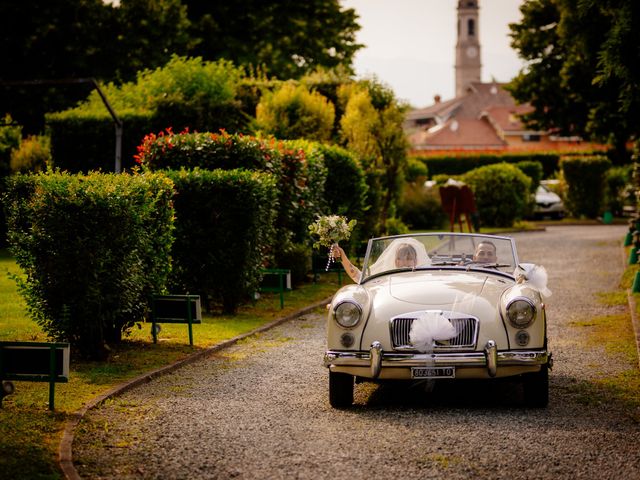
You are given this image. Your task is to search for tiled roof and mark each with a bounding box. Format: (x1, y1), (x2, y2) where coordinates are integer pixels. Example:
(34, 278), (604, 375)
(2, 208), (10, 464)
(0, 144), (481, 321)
(409, 118), (505, 148)
(406, 97), (462, 122)
(406, 82), (533, 149)
(481, 104), (536, 134)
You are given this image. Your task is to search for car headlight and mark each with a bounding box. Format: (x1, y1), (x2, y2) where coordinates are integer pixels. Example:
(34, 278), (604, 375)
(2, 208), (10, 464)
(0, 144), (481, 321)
(333, 301), (362, 328)
(506, 298), (536, 328)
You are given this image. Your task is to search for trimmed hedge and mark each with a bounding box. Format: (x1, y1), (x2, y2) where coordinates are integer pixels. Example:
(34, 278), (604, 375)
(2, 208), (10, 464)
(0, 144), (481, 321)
(417, 152), (560, 179)
(2, 171), (175, 359)
(165, 168), (277, 314)
(560, 156), (612, 218)
(462, 163), (532, 227)
(515, 160), (543, 192)
(135, 131), (370, 268)
(136, 131), (320, 259)
(398, 183), (447, 230)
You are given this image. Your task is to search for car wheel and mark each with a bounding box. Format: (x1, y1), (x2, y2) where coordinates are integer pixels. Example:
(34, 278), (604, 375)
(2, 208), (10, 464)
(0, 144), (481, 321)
(329, 371), (354, 408)
(523, 364), (549, 407)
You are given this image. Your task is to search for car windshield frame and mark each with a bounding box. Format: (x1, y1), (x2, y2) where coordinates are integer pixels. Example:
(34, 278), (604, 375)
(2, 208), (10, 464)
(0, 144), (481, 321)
(359, 233), (519, 283)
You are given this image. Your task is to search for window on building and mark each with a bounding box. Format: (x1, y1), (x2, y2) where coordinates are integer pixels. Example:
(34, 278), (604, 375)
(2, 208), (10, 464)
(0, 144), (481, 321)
(468, 19), (475, 36)
(523, 134), (541, 142)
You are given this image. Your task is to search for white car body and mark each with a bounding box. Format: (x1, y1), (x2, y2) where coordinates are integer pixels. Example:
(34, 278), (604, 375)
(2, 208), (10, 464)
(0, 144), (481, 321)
(534, 182), (565, 218)
(324, 233), (552, 408)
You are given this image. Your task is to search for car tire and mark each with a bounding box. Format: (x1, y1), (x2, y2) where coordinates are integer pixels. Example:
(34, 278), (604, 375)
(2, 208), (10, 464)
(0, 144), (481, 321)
(329, 371), (354, 408)
(522, 364), (549, 408)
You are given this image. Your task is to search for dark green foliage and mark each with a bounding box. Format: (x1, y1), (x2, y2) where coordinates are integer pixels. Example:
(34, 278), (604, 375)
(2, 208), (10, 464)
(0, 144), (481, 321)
(184, 0), (362, 80)
(462, 163), (532, 227)
(0, 116), (22, 177)
(404, 157), (429, 182)
(164, 169), (277, 314)
(46, 56), (248, 172)
(2, 171), (175, 359)
(508, 0), (640, 160)
(47, 113), (152, 173)
(137, 131), (324, 266)
(515, 160), (543, 192)
(417, 152), (560, 179)
(0, 0), (192, 133)
(316, 143), (367, 221)
(604, 165), (632, 216)
(281, 140), (328, 244)
(278, 243), (312, 286)
(561, 156), (612, 218)
(398, 184), (446, 230)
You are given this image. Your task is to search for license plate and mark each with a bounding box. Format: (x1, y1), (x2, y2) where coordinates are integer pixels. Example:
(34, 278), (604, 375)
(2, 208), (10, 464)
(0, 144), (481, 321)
(411, 367), (455, 379)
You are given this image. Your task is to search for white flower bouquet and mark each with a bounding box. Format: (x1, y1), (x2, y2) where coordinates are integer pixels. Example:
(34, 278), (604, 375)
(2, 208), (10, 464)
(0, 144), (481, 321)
(308, 215), (357, 270)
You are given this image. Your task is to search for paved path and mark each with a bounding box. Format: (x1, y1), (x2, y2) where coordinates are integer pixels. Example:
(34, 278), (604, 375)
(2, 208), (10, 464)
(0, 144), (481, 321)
(73, 225), (639, 479)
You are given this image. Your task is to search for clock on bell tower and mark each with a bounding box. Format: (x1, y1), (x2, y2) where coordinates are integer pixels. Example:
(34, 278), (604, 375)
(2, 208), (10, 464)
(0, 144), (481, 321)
(455, 0), (482, 97)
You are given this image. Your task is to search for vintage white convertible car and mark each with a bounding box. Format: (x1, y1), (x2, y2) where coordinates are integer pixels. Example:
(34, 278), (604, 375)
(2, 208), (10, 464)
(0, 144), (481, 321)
(324, 233), (552, 408)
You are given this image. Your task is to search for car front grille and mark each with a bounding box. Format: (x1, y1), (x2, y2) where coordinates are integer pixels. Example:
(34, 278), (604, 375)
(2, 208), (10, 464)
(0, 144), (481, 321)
(390, 314), (478, 351)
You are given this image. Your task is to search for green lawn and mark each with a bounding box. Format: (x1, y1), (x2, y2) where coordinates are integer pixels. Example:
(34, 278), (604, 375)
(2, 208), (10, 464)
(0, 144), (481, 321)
(0, 251), (342, 479)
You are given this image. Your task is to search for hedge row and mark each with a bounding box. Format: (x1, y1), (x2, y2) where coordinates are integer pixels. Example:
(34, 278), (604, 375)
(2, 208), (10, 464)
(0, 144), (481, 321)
(3, 171), (175, 359)
(416, 152), (561, 179)
(135, 130), (368, 257)
(165, 168), (277, 314)
(462, 163), (532, 227)
(2, 168), (278, 358)
(560, 156), (612, 218)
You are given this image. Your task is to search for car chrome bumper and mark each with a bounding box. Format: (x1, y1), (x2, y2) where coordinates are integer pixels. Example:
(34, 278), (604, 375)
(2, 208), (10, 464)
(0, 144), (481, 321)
(324, 341), (551, 379)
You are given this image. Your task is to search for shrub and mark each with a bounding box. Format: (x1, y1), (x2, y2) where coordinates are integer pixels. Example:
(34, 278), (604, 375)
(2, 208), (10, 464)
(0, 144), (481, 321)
(281, 139), (328, 231)
(462, 163), (531, 227)
(0, 114), (21, 177)
(405, 156), (429, 182)
(560, 156), (612, 218)
(515, 160), (543, 192)
(604, 166), (632, 216)
(278, 242), (312, 285)
(314, 143), (368, 246)
(398, 183), (447, 230)
(415, 152), (561, 179)
(384, 217), (410, 235)
(46, 56), (247, 172)
(136, 130), (320, 263)
(3, 171), (175, 359)
(47, 112), (153, 173)
(10, 135), (52, 173)
(164, 169), (277, 314)
(255, 82), (335, 141)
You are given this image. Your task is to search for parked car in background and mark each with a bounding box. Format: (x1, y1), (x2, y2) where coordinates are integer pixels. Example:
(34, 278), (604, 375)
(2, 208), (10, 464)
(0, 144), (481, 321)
(324, 233), (552, 408)
(534, 180), (565, 218)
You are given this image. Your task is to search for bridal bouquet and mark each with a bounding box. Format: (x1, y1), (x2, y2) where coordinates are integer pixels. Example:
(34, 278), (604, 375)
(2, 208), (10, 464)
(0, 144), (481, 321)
(308, 215), (357, 270)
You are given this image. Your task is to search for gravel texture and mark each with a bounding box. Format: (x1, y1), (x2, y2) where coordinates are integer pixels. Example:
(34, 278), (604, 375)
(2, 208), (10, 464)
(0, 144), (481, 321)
(73, 225), (640, 480)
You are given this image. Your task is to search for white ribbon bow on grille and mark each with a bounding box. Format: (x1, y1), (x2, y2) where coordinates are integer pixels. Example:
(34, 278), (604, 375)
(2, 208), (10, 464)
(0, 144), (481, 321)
(409, 312), (457, 353)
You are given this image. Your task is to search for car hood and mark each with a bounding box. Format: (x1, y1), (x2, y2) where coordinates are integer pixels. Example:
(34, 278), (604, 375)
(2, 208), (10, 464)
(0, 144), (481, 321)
(373, 270), (512, 307)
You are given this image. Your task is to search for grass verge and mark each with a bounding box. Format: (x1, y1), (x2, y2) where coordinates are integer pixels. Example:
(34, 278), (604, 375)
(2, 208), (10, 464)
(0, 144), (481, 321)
(567, 247), (640, 422)
(0, 250), (342, 479)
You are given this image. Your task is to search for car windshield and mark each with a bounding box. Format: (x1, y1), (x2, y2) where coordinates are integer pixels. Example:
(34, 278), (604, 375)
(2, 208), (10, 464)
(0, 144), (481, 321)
(360, 233), (518, 282)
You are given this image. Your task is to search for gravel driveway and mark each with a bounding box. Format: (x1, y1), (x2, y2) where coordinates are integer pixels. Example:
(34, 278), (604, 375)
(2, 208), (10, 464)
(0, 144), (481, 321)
(73, 225), (640, 480)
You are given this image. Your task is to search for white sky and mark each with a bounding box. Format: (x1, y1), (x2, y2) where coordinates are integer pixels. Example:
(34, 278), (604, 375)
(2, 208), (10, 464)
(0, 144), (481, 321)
(340, 0), (526, 108)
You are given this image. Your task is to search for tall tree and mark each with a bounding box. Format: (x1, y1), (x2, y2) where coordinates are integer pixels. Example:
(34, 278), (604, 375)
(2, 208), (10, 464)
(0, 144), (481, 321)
(183, 0), (362, 80)
(0, 0), (191, 132)
(339, 79), (408, 234)
(507, 0), (640, 161)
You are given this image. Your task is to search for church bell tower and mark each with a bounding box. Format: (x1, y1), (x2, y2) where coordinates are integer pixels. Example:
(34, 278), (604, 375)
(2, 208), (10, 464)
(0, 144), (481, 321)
(455, 0), (481, 97)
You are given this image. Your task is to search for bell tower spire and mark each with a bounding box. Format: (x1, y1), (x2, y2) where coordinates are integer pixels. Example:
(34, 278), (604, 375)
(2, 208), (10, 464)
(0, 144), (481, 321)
(455, 0), (481, 97)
